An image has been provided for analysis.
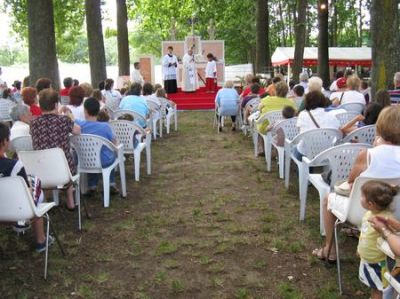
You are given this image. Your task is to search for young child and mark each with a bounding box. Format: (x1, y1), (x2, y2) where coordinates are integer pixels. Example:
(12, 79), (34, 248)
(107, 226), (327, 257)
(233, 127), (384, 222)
(357, 181), (398, 299)
(205, 53), (217, 93)
(75, 97), (119, 195)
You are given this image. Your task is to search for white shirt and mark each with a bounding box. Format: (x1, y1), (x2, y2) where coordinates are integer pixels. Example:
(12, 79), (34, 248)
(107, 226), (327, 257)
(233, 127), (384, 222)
(296, 107), (341, 154)
(67, 105), (85, 121)
(10, 121), (30, 140)
(131, 69), (144, 85)
(102, 89), (122, 111)
(361, 144), (400, 178)
(205, 60), (217, 78)
(329, 80), (338, 92)
(297, 108), (340, 133)
(162, 54), (178, 80)
(330, 91), (345, 101)
(340, 90), (366, 105)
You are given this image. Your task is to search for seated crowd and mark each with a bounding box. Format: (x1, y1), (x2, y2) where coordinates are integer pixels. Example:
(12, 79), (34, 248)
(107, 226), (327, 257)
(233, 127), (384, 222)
(215, 70), (400, 298)
(0, 75), (176, 253)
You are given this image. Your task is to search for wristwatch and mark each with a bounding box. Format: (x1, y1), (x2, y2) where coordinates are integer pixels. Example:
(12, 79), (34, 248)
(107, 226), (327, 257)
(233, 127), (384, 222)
(382, 227), (392, 240)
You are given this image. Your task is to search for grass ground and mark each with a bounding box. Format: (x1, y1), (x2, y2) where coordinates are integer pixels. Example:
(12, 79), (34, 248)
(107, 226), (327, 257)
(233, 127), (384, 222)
(0, 111), (368, 298)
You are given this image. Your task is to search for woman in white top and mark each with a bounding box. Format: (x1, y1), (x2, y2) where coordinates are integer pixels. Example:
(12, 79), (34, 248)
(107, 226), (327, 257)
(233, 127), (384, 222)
(313, 106), (400, 262)
(66, 85), (85, 121)
(205, 53), (217, 93)
(102, 78), (122, 112)
(331, 75), (365, 106)
(294, 91), (340, 160)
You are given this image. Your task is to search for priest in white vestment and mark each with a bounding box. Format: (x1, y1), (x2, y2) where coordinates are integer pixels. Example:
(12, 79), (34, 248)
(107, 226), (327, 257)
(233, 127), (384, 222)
(182, 49), (199, 92)
(162, 46), (178, 93)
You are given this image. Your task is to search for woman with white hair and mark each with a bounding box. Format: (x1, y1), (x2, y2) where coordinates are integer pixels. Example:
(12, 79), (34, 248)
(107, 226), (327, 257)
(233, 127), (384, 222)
(9, 103), (32, 140)
(215, 80), (239, 131)
(298, 73), (309, 90)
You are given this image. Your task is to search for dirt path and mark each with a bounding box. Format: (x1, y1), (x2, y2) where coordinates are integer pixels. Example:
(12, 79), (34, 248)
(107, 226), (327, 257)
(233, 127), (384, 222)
(0, 111), (366, 298)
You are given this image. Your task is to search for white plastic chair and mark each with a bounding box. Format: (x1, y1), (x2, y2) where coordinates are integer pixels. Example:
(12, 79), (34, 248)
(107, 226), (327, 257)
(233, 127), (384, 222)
(158, 97), (178, 134)
(335, 111), (360, 126)
(112, 109), (150, 130)
(377, 238), (400, 298)
(110, 120), (151, 181)
(341, 125), (376, 145)
(60, 96), (69, 105)
(146, 99), (162, 139)
(284, 128), (342, 201)
(0, 99), (14, 122)
(0, 176), (61, 279)
(265, 118), (299, 179)
(240, 97), (260, 135)
(328, 176), (400, 294)
(340, 102), (365, 114)
(18, 148), (82, 230)
(70, 134), (127, 208)
(253, 110), (283, 157)
(10, 135), (33, 152)
(213, 102), (239, 133)
(302, 143), (371, 234)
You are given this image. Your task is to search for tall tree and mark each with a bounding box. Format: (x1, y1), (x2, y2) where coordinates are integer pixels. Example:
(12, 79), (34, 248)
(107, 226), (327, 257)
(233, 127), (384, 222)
(116, 0), (130, 76)
(317, 0), (330, 88)
(292, 0), (307, 82)
(255, 0), (269, 74)
(85, 0), (107, 87)
(370, 0), (400, 96)
(329, 0), (338, 46)
(27, 0), (60, 89)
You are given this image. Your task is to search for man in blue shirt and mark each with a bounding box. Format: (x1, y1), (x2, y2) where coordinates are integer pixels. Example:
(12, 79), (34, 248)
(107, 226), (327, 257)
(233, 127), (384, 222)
(75, 98), (119, 195)
(119, 83), (149, 128)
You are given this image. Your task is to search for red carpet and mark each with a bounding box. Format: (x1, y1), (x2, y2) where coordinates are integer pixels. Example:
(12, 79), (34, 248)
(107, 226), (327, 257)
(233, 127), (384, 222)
(168, 87), (220, 110)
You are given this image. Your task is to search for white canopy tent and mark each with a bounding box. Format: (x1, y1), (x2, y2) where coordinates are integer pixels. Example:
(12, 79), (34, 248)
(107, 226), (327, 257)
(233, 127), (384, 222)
(271, 47), (372, 80)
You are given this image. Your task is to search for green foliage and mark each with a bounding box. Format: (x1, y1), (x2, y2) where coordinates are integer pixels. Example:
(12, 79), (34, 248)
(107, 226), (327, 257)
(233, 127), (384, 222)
(3, 0), (372, 65)
(4, 0), (85, 62)
(127, 0), (256, 64)
(0, 46), (28, 66)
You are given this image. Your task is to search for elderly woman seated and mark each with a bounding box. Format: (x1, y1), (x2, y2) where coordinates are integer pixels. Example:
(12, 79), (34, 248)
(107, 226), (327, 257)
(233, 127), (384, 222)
(9, 103), (32, 141)
(215, 80), (239, 132)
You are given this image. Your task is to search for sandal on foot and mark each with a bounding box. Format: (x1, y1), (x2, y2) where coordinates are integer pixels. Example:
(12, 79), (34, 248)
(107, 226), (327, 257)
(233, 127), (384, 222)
(312, 247), (337, 263)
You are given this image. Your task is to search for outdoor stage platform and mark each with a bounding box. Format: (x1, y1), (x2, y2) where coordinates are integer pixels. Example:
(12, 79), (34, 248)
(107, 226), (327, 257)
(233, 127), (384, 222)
(168, 87), (220, 110)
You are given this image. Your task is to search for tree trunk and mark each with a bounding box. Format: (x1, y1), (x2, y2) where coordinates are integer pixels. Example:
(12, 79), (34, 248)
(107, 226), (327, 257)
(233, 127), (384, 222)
(116, 0), (130, 76)
(27, 0), (60, 89)
(255, 0), (269, 74)
(358, 0), (363, 47)
(85, 0), (107, 87)
(370, 0), (400, 96)
(278, 0), (287, 46)
(317, 0), (330, 88)
(292, 0), (307, 83)
(330, 0), (337, 47)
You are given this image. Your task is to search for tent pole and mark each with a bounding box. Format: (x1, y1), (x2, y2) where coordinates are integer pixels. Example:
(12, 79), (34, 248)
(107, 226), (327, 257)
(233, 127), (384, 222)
(287, 63), (291, 84)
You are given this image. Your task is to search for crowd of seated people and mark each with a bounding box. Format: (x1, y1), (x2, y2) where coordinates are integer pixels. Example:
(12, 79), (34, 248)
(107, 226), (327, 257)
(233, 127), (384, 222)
(0, 74), (177, 255)
(228, 69), (400, 299)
